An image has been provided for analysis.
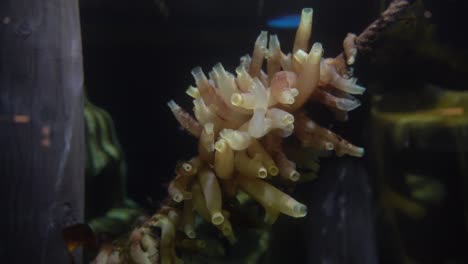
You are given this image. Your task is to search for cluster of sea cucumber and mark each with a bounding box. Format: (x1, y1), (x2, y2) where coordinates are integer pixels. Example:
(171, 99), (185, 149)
(92, 7), (364, 264)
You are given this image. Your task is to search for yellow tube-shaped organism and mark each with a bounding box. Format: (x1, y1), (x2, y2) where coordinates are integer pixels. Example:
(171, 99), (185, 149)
(237, 176), (307, 218)
(292, 49), (307, 73)
(198, 167), (225, 225)
(198, 123), (214, 163)
(235, 150), (268, 179)
(293, 8), (313, 53)
(267, 34), (282, 83)
(219, 128), (251, 151)
(274, 151), (300, 182)
(169, 158), (199, 202)
(175, 157), (200, 177)
(249, 31), (268, 79)
(182, 199), (196, 239)
(214, 138), (235, 179)
(153, 216), (177, 264)
(292, 42), (323, 111)
(231, 92), (255, 110)
(186, 85), (200, 99)
(192, 182), (211, 221)
(211, 63), (239, 104)
(247, 139), (278, 176)
(167, 100), (202, 138)
(192, 182), (234, 242)
(235, 65), (254, 92)
(168, 179), (192, 203)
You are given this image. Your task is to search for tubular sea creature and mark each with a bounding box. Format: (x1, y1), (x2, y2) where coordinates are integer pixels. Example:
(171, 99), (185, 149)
(92, 1), (412, 263)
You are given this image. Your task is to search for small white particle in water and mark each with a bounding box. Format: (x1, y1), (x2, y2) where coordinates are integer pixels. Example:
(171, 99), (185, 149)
(3, 16), (11, 24)
(424, 10), (432, 19)
(321, 227), (327, 234)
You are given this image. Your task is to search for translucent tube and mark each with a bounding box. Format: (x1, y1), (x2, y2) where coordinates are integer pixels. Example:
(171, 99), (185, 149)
(212, 63), (239, 103)
(274, 151), (300, 182)
(198, 167), (224, 225)
(266, 108), (295, 129)
(231, 92), (255, 110)
(247, 138), (279, 176)
(153, 216), (177, 264)
(267, 34), (282, 83)
(343, 33), (357, 65)
(235, 66), (254, 92)
(293, 8), (313, 53)
(235, 151), (268, 179)
(182, 199), (196, 239)
(238, 176), (307, 218)
(214, 138), (235, 179)
(186, 85), (200, 99)
(198, 123), (215, 163)
(167, 100), (202, 137)
(292, 42), (323, 110)
(219, 129), (251, 150)
(249, 31), (268, 79)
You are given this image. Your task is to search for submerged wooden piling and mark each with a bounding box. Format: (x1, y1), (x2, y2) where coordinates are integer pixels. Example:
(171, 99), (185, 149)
(0, 0), (84, 263)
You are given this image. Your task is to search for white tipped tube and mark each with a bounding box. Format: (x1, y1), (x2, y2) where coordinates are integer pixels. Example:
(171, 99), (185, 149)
(153, 216), (177, 264)
(343, 33), (357, 65)
(219, 129), (251, 150)
(247, 138), (279, 176)
(320, 59), (366, 94)
(266, 108), (295, 129)
(248, 78), (270, 138)
(235, 151), (268, 179)
(238, 175), (308, 218)
(279, 88), (298, 105)
(191, 67), (208, 87)
(231, 92), (255, 110)
(270, 71), (299, 105)
(198, 123), (215, 163)
(186, 85), (200, 99)
(335, 97), (361, 111)
(251, 78), (268, 109)
(331, 75), (366, 94)
(192, 98), (217, 125)
(280, 52), (292, 71)
(168, 180), (192, 203)
(212, 63), (239, 103)
(191, 182), (212, 222)
(292, 42), (323, 110)
(249, 31), (268, 78)
(249, 108), (269, 138)
(293, 8), (313, 53)
(168, 100), (202, 138)
(182, 199), (196, 239)
(191, 66), (219, 108)
(267, 34), (282, 82)
(198, 168), (225, 225)
(293, 49), (308, 65)
(214, 138), (235, 180)
(311, 89), (361, 111)
(235, 66), (254, 92)
(239, 54), (252, 70)
(274, 151), (300, 182)
(292, 49), (308, 73)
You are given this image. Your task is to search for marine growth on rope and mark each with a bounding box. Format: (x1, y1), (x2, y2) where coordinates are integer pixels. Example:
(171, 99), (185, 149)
(92, 7), (364, 264)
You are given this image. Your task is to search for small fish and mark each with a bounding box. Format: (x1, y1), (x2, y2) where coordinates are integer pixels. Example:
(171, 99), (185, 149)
(62, 223), (99, 253)
(267, 14), (301, 29)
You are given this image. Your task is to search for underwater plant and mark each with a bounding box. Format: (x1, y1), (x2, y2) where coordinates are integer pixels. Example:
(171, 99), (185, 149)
(91, 1), (412, 263)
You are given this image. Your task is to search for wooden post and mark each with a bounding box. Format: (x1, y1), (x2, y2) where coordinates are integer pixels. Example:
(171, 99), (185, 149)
(0, 0), (84, 263)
